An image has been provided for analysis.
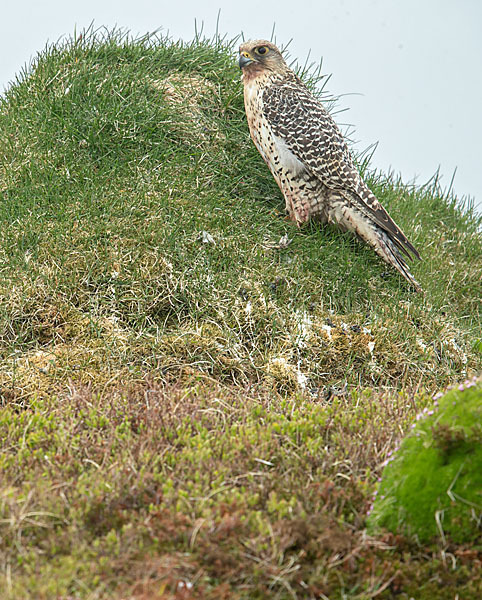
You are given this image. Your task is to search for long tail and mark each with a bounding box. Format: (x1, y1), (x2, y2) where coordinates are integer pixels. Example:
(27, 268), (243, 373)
(327, 192), (422, 291)
(368, 227), (422, 292)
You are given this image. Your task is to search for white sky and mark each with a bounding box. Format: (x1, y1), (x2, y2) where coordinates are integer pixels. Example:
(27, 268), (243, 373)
(1, 0), (481, 211)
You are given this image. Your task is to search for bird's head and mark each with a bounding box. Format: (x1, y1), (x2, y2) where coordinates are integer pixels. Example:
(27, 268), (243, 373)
(238, 40), (288, 76)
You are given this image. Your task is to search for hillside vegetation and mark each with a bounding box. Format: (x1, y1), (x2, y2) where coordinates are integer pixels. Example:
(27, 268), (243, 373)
(0, 29), (481, 599)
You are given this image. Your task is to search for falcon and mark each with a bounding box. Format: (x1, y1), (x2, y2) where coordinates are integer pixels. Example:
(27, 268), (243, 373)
(238, 40), (421, 291)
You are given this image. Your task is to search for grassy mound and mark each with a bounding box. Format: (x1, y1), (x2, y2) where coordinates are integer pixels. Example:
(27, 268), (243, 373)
(367, 378), (482, 544)
(0, 30), (480, 401)
(0, 28), (481, 599)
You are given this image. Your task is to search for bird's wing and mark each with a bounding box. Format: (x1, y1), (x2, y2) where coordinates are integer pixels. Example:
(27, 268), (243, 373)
(262, 79), (420, 260)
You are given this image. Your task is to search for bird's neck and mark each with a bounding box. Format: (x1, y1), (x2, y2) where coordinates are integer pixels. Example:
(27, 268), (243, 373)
(242, 66), (288, 85)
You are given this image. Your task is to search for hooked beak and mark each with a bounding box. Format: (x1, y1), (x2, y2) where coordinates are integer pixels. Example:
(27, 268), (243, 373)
(238, 52), (254, 69)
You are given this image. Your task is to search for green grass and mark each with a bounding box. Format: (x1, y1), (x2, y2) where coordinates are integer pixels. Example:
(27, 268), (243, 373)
(0, 27), (481, 599)
(368, 379), (482, 544)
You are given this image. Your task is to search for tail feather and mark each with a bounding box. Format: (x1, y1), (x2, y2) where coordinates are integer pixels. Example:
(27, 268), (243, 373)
(372, 231), (422, 292)
(328, 194), (422, 291)
(350, 185), (421, 262)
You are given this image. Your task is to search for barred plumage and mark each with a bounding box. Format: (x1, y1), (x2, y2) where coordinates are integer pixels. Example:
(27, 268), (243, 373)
(239, 40), (421, 291)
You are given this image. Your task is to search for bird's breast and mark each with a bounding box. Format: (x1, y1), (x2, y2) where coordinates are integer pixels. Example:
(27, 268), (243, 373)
(243, 79), (307, 180)
(271, 134), (305, 176)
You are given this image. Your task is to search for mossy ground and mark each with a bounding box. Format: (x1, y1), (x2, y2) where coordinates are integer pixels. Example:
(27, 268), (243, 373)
(1, 380), (480, 599)
(0, 27), (481, 599)
(367, 379), (482, 544)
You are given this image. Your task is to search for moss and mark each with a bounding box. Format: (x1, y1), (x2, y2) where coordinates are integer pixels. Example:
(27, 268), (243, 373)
(367, 377), (482, 544)
(1, 380), (481, 598)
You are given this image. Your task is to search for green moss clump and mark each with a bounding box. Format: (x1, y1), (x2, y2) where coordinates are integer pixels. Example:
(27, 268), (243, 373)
(367, 378), (482, 544)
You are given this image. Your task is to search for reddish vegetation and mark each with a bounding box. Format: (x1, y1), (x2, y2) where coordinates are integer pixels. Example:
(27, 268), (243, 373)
(1, 378), (480, 598)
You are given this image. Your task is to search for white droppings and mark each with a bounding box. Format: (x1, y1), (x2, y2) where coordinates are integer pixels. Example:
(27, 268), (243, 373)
(295, 310), (312, 348)
(200, 231), (215, 244)
(320, 324), (333, 340)
(416, 337), (428, 351)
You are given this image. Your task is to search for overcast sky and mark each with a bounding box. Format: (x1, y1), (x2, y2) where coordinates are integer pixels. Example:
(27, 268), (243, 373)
(1, 0), (481, 211)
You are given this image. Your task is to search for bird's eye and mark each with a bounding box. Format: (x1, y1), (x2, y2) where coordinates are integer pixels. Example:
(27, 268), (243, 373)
(256, 46), (268, 55)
